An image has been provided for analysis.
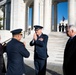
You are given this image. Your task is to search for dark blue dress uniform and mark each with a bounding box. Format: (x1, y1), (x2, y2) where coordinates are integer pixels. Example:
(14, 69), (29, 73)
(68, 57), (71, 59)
(30, 25), (48, 75)
(6, 29), (30, 75)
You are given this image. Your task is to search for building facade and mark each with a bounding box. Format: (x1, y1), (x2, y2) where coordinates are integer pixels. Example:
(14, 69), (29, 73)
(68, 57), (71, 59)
(0, 0), (76, 34)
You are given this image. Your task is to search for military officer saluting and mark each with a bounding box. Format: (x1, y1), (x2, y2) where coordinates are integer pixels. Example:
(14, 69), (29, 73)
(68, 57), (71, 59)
(6, 29), (30, 75)
(30, 25), (48, 75)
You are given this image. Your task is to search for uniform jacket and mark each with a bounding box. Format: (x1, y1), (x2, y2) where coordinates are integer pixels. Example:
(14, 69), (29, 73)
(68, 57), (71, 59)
(6, 38), (30, 75)
(0, 43), (6, 74)
(63, 36), (76, 75)
(30, 33), (48, 60)
(0, 43), (3, 74)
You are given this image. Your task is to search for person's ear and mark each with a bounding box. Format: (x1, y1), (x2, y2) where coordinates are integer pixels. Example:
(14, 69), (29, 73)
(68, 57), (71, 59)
(71, 30), (74, 33)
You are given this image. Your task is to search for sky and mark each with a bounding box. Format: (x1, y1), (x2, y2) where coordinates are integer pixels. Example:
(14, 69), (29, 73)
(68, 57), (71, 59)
(28, 2), (68, 26)
(58, 2), (68, 23)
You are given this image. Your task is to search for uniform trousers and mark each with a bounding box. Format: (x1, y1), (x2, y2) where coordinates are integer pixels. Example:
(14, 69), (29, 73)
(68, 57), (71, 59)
(34, 58), (47, 75)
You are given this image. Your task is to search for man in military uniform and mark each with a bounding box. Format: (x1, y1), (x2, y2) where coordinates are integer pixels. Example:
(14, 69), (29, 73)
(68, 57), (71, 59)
(30, 25), (48, 75)
(6, 29), (30, 75)
(59, 23), (62, 32)
(62, 23), (64, 32)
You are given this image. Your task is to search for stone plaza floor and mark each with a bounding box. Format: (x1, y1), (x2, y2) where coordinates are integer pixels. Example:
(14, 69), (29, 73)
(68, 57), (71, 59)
(3, 59), (63, 75)
(24, 60), (63, 75)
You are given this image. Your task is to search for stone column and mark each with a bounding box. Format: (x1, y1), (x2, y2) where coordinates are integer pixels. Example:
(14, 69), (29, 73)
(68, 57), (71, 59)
(44, 0), (52, 34)
(68, 0), (76, 25)
(27, 7), (29, 29)
(33, 0), (39, 25)
(10, 0), (25, 30)
(40, 0), (44, 27)
(54, 1), (58, 31)
(25, 2), (27, 32)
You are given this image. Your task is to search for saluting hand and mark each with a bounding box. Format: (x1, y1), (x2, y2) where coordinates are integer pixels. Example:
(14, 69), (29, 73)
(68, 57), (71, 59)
(33, 33), (37, 40)
(23, 41), (26, 47)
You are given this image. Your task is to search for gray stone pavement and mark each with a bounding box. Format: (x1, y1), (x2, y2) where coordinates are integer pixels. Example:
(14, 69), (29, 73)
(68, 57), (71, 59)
(4, 59), (63, 75)
(24, 60), (63, 75)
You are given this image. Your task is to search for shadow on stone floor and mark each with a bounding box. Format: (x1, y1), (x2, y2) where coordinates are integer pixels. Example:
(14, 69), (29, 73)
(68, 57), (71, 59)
(24, 63), (62, 75)
(24, 64), (35, 75)
(46, 69), (62, 75)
